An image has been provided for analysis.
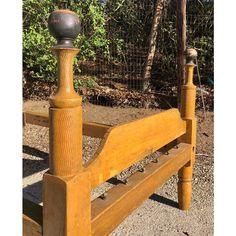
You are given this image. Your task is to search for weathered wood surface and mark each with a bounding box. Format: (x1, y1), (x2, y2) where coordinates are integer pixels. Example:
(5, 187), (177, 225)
(83, 121), (112, 139)
(23, 198), (42, 236)
(23, 214), (42, 236)
(91, 143), (191, 236)
(86, 108), (186, 188)
(43, 44), (92, 235)
(23, 111), (49, 127)
(176, 0), (187, 106)
(143, 0), (166, 88)
(23, 111), (111, 138)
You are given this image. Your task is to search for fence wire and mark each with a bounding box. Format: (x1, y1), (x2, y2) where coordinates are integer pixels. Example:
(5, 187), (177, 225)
(76, 0), (213, 109)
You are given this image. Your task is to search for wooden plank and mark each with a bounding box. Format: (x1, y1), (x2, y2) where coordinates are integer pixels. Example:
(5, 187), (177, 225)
(86, 108), (186, 188)
(83, 121), (112, 139)
(91, 143), (191, 236)
(43, 172), (91, 236)
(23, 111), (111, 138)
(24, 111), (49, 127)
(23, 198), (43, 225)
(23, 198), (42, 236)
(23, 215), (42, 236)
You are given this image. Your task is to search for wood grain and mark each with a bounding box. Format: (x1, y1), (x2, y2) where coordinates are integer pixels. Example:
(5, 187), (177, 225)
(23, 111), (111, 138)
(23, 198), (42, 236)
(176, 0), (186, 106)
(86, 108), (186, 188)
(43, 172), (91, 236)
(91, 143), (191, 235)
(178, 59), (197, 210)
(23, 215), (42, 236)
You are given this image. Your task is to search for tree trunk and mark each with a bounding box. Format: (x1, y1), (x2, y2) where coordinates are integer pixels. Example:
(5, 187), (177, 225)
(142, 0), (166, 91)
(176, 0), (187, 108)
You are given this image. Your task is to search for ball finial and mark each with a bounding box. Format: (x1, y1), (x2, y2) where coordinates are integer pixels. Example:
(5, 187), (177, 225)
(48, 9), (81, 48)
(185, 48), (197, 65)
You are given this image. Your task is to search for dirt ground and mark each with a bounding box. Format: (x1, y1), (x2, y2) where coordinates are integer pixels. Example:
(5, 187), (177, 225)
(23, 100), (214, 236)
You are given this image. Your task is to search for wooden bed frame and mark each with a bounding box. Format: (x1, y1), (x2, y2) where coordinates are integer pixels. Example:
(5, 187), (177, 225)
(23, 9), (197, 236)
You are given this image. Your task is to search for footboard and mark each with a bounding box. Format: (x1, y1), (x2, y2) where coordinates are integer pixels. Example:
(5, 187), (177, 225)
(86, 108), (186, 187)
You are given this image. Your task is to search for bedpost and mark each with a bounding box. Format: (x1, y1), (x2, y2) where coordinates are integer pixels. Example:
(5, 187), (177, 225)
(43, 9), (91, 235)
(178, 48), (197, 210)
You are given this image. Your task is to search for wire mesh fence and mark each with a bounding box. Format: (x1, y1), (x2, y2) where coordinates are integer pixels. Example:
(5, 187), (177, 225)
(23, 0), (213, 110)
(77, 0), (213, 109)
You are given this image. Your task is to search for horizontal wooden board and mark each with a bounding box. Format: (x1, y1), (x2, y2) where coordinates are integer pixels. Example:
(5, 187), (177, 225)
(23, 199), (42, 236)
(91, 143), (191, 235)
(86, 108), (186, 188)
(23, 111), (49, 127)
(23, 111), (111, 138)
(23, 214), (42, 236)
(82, 121), (112, 139)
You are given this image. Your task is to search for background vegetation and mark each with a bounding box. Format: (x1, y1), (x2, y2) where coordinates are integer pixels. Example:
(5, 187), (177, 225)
(23, 0), (213, 88)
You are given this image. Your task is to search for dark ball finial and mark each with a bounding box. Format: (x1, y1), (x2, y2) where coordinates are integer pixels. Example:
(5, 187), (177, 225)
(185, 48), (197, 65)
(48, 9), (81, 48)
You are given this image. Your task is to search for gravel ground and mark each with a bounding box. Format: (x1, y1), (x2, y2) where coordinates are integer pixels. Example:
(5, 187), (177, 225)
(23, 100), (214, 236)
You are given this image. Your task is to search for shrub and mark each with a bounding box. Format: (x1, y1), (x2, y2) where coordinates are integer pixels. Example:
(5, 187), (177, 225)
(23, 0), (109, 82)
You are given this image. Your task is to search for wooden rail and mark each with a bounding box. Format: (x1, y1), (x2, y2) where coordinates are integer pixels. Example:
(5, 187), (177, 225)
(23, 214), (42, 236)
(91, 143), (191, 235)
(86, 108), (186, 188)
(23, 199), (42, 236)
(23, 111), (111, 138)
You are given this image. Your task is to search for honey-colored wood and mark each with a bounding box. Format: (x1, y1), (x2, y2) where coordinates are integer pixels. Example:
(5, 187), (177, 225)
(178, 50), (197, 210)
(23, 111), (49, 127)
(91, 143), (191, 235)
(83, 121), (111, 138)
(178, 163), (193, 210)
(23, 111), (111, 138)
(49, 106), (83, 176)
(43, 172), (91, 236)
(43, 47), (91, 235)
(23, 214), (42, 236)
(86, 108), (186, 188)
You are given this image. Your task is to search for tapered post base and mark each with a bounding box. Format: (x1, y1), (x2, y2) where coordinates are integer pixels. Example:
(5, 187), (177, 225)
(178, 163), (192, 210)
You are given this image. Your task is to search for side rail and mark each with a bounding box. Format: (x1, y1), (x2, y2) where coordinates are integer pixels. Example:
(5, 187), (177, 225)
(23, 111), (111, 139)
(23, 199), (42, 236)
(86, 108), (187, 188)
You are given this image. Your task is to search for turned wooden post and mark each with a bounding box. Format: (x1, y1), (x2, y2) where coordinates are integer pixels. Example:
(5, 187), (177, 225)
(178, 48), (197, 210)
(43, 9), (91, 235)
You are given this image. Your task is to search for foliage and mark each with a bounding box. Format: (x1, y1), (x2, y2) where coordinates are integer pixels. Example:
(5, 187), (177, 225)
(187, 0), (214, 80)
(23, 0), (213, 87)
(74, 76), (97, 91)
(23, 0), (109, 82)
(23, 0), (56, 81)
(70, 0), (110, 59)
(154, 0), (213, 82)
